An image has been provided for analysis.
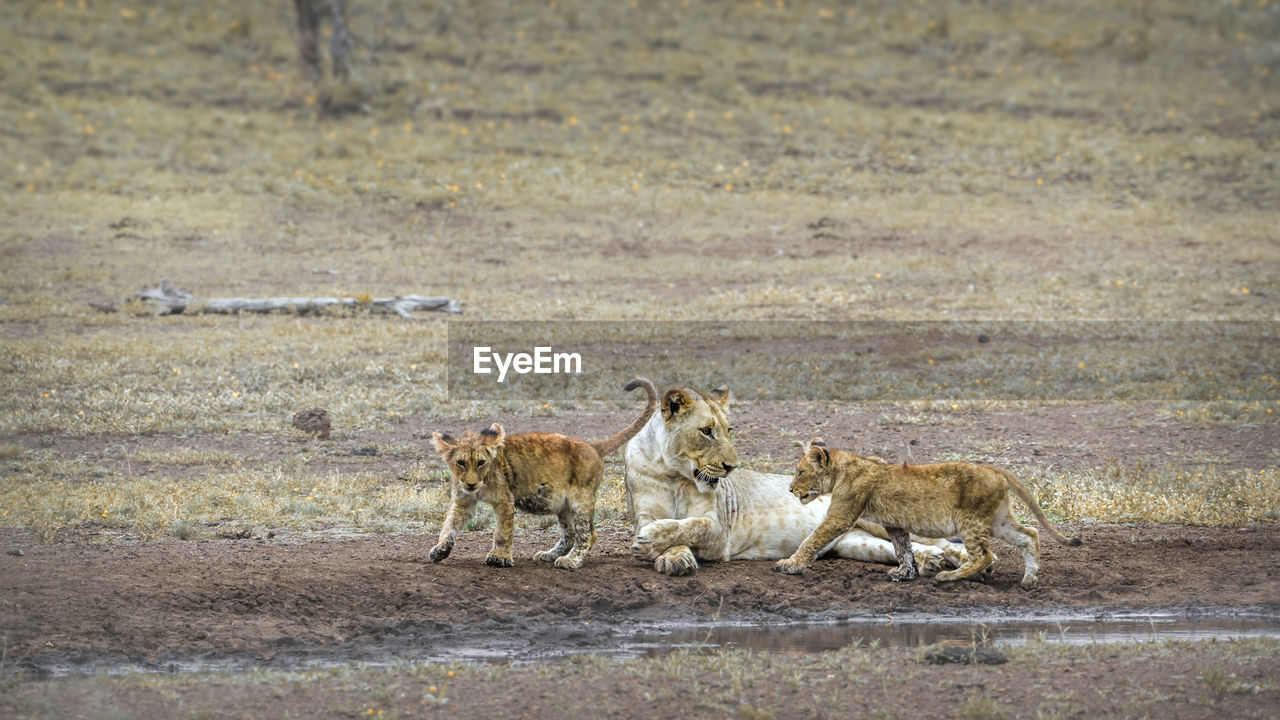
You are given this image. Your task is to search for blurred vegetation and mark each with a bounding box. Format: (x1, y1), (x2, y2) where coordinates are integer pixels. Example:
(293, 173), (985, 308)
(0, 0), (1277, 536)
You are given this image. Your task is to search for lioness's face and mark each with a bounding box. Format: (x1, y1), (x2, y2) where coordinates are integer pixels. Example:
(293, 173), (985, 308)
(432, 424), (504, 494)
(661, 385), (740, 493)
(790, 440), (833, 504)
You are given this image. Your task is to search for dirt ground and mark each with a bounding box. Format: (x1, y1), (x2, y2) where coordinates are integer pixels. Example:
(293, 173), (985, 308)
(2, 522), (1277, 673)
(8, 400), (1275, 486)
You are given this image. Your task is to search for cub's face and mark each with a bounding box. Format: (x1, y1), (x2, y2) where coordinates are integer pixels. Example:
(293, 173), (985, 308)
(790, 439), (833, 504)
(661, 385), (741, 493)
(432, 424), (505, 494)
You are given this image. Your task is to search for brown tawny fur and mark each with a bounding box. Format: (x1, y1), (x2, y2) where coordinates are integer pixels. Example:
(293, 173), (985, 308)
(775, 439), (1082, 589)
(429, 377), (658, 570)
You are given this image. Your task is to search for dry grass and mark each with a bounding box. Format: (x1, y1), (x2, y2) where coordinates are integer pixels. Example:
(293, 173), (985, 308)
(0, 0), (1276, 538)
(2, 439), (1274, 538)
(2, 637), (1276, 718)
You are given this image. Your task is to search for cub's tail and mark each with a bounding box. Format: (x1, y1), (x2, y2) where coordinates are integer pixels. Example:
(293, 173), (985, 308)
(588, 377), (659, 457)
(998, 468), (1083, 547)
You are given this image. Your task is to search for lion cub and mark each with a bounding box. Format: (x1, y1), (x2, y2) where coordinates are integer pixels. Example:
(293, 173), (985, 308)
(430, 378), (657, 570)
(775, 439), (1081, 588)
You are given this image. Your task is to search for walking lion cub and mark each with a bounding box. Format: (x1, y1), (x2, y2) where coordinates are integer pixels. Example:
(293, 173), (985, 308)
(430, 377), (658, 570)
(775, 440), (1081, 588)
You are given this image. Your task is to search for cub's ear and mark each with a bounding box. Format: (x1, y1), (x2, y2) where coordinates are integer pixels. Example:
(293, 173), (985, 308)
(661, 388), (694, 421)
(707, 385), (733, 407)
(432, 431), (455, 454)
(806, 442), (830, 466)
(479, 423), (506, 445)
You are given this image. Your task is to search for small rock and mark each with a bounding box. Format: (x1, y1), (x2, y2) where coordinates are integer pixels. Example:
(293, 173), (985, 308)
(292, 408), (332, 440)
(977, 333), (990, 343)
(351, 445), (379, 456)
(7, 548), (24, 557)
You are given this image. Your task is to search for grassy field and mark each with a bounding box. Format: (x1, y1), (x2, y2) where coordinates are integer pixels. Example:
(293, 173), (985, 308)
(1, 0), (1278, 541)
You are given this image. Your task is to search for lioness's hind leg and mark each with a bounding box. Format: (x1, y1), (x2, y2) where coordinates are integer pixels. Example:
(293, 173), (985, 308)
(886, 527), (918, 582)
(935, 530), (995, 583)
(827, 531), (898, 565)
(994, 515), (1040, 589)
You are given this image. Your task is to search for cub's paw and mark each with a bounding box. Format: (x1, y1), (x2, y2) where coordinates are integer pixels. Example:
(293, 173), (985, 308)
(553, 555), (584, 571)
(533, 549), (565, 563)
(887, 566), (918, 583)
(934, 569), (960, 583)
(653, 546), (697, 576)
(427, 542), (452, 563)
(774, 558), (806, 575)
(1018, 574), (1038, 590)
(484, 552), (515, 568)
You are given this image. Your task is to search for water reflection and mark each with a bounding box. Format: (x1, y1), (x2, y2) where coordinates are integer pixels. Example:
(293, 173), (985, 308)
(634, 614), (1280, 657)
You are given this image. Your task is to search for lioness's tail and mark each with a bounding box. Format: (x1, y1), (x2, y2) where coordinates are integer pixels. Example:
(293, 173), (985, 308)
(998, 468), (1083, 547)
(588, 377), (659, 457)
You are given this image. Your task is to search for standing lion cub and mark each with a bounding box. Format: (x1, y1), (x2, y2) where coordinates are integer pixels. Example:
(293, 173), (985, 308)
(430, 378), (657, 570)
(775, 439), (1081, 589)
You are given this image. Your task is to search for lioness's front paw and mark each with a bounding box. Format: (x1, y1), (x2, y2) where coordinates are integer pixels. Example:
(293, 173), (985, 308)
(915, 549), (945, 576)
(942, 543), (969, 570)
(653, 546), (697, 576)
(484, 552), (514, 568)
(428, 542), (452, 563)
(533, 549), (563, 562)
(631, 536), (659, 561)
(774, 558), (806, 575)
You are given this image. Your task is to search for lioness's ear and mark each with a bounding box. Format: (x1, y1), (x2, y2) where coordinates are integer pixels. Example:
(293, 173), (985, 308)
(662, 388), (694, 421)
(480, 423), (506, 445)
(707, 385), (733, 407)
(432, 431), (455, 454)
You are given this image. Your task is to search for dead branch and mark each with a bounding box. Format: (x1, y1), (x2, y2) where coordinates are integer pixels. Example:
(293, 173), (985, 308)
(92, 280), (460, 317)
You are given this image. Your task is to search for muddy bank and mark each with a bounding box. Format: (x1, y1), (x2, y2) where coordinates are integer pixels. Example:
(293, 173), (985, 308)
(2, 524), (1278, 673)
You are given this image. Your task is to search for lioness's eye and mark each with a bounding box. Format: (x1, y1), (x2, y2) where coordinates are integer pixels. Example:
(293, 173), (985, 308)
(701, 426), (714, 438)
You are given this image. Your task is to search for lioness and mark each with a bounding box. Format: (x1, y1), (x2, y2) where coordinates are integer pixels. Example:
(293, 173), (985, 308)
(776, 439), (1082, 588)
(625, 386), (968, 576)
(430, 377), (658, 570)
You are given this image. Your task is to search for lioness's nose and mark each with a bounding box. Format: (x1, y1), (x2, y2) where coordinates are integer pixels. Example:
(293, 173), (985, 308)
(722, 463), (737, 474)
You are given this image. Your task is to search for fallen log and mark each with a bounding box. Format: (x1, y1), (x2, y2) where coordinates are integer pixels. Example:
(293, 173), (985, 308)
(91, 280), (460, 317)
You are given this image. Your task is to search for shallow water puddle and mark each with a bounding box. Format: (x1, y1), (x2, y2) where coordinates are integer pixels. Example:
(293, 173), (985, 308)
(16, 607), (1280, 678)
(628, 609), (1280, 659)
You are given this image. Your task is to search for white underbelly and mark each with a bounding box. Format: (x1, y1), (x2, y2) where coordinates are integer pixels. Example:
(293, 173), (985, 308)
(726, 492), (832, 560)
